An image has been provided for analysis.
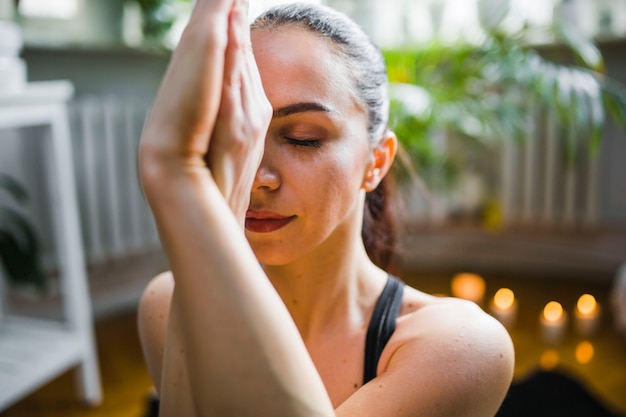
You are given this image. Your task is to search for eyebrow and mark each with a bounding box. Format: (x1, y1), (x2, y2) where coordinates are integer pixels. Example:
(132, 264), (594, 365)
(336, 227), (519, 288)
(272, 102), (334, 118)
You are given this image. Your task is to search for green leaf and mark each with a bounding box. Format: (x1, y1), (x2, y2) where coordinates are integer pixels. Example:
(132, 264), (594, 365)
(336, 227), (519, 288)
(0, 173), (29, 204)
(602, 84), (626, 132)
(535, 61), (558, 107)
(570, 69), (591, 136)
(0, 231), (29, 282)
(0, 207), (46, 292)
(554, 22), (605, 74)
(579, 71), (605, 154)
(389, 83), (431, 120)
(477, 0), (511, 33)
(554, 66), (574, 124)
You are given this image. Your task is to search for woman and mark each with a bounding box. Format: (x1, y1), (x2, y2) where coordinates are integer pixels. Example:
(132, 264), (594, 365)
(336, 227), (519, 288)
(137, 0), (514, 416)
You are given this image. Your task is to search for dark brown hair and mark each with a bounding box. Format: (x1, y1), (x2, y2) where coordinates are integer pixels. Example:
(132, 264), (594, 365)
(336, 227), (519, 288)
(252, 3), (397, 270)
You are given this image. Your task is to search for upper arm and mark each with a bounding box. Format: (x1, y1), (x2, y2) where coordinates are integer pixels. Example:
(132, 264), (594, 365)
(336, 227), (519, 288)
(137, 271), (174, 391)
(336, 300), (514, 417)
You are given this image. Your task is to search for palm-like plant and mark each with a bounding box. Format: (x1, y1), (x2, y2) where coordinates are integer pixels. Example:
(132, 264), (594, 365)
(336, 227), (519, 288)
(385, 1), (626, 191)
(0, 173), (46, 293)
(134, 0), (178, 43)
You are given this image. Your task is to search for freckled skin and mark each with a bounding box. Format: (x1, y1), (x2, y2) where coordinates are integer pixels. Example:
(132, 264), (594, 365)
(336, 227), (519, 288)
(245, 28), (372, 268)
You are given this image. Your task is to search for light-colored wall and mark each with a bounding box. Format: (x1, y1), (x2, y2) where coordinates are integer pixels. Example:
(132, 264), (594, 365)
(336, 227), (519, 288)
(19, 0), (125, 47)
(22, 46), (169, 99)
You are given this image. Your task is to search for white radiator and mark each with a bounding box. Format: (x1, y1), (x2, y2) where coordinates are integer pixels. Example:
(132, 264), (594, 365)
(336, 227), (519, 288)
(68, 95), (160, 266)
(401, 103), (602, 230)
(499, 105), (600, 229)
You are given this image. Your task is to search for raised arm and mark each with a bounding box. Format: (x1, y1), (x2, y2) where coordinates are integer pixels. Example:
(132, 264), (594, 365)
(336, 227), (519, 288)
(138, 1), (335, 415)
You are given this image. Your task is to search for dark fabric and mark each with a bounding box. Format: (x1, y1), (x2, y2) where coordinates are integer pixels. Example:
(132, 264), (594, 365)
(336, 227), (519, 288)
(143, 393), (159, 417)
(496, 369), (623, 417)
(363, 274), (405, 385)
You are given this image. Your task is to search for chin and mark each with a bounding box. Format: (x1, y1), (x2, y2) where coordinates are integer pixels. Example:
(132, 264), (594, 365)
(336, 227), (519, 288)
(253, 247), (297, 267)
(246, 237), (292, 266)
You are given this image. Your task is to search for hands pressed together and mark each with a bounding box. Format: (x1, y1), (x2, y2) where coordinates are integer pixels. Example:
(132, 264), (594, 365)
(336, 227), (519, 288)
(136, 5), (334, 414)
(139, 0), (272, 220)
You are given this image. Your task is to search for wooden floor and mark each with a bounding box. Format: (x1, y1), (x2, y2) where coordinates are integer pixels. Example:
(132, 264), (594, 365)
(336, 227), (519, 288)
(2, 272), (626, 417)
(0, 309), (154, 417)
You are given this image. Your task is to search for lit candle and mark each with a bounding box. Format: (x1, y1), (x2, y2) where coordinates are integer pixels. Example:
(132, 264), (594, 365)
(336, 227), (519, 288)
(540, 301), (568, 345)
(451, 273), (486, 305)
(574, 294), (601, 338)
(489, 288), (518, 329)
(575, 341), (595, 365)
(539, 349), (560, 370)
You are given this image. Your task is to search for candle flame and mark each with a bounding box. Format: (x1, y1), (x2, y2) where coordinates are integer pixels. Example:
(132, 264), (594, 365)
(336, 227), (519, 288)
(543, 301), (563, 322)
(576, 341), (594, 364)
(451, 273), (485, 302)
(577, 294), (597, 315)
(494, 288), (515, 309)
(539, 349), (559, 370)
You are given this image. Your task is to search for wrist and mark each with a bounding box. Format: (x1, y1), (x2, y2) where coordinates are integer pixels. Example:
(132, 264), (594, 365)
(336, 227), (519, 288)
(138, 142), (208, 193)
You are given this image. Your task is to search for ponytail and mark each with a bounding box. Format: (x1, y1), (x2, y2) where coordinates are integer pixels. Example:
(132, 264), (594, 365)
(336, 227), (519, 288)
(362, 173), (397, 270)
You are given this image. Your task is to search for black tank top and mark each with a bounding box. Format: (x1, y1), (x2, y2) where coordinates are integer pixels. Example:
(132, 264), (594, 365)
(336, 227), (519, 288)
(363, 275), (405, 385)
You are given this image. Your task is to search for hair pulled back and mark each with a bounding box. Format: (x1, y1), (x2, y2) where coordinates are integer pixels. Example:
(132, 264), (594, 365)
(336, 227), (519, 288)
(252, 3), (397, 269)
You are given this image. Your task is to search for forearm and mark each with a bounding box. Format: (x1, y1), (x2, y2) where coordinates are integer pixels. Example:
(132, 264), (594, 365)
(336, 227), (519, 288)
(138, 0), (332, 412)
(159, 295), (197, 415)
(143, 169), (334, 416)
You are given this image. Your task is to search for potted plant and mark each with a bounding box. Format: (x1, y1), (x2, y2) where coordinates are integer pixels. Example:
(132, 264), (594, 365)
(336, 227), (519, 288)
(384, 0), (626, 223)
(130, 0), (193, 48)
(0, 173), (46, 297)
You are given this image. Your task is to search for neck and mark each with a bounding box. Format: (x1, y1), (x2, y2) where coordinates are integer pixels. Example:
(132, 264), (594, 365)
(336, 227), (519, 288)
(263, 234), (386, 342)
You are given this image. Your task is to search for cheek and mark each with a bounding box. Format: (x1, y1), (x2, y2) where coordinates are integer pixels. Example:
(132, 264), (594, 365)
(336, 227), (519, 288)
(318, 145), (367, 214)
(334, 138), (370, 187)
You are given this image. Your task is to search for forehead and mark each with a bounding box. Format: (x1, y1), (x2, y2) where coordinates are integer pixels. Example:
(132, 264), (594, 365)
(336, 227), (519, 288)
(251, 27), (361, 116)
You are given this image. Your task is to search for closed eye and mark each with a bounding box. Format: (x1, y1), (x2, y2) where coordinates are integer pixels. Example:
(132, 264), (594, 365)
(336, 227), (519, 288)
(285, 137), (322, 148)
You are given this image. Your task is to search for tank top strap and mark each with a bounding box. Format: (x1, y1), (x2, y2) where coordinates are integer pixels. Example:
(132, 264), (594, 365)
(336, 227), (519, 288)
(363, 274), (405, 385)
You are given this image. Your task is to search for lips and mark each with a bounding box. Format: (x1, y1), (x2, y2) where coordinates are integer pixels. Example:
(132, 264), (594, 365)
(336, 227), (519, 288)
(245, 211), (295, 233)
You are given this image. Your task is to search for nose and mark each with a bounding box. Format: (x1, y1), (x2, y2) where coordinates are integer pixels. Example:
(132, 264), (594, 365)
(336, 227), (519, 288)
(251, 140), (280, 192)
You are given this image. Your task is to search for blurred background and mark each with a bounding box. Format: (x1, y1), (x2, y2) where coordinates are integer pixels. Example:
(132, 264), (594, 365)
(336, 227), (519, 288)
(0, 0), (625, 416)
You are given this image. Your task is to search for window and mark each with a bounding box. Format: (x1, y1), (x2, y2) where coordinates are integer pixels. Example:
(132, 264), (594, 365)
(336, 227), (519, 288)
(18, 0), (79, 19)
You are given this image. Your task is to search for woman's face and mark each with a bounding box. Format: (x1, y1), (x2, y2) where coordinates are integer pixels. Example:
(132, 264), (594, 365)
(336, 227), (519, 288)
(246, 26), (375, 265)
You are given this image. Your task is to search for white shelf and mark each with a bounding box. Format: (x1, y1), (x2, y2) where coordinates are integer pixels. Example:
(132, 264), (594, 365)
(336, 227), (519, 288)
(0, 80), (102, 411)
(0, 316), (85, 408)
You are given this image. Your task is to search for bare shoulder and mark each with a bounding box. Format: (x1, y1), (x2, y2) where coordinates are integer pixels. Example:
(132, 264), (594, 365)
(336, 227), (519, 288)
(137, 271), (175, 390)
(138, 270), (174, 330)
(398, 287), (514, 383)
(139, 271), (175, 308)
(400, 286), (514, 353)
(338, 287), (514, 417)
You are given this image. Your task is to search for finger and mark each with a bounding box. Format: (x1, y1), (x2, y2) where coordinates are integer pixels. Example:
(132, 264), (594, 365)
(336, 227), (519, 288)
(229, 4), (256, 109)
(185, 0), (231, 42)
(247, 49), (267, 103)
(191, 0), (235, 19)
(222, 5), (244, 93)
(236, 0), (251, 46)
(240, 47), (269, 116)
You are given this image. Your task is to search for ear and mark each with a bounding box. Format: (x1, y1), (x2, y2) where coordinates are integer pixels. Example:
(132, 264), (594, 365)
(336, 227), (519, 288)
(362, 130), (398, 192)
